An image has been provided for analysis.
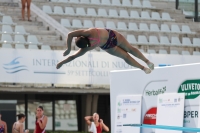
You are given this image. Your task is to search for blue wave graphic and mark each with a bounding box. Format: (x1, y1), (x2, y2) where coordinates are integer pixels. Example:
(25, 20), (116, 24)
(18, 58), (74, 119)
(4, 57), (21, 66)
(3, 65), (27, 70)
(3, 57), (28, 74)
(6, 69), (28, 74)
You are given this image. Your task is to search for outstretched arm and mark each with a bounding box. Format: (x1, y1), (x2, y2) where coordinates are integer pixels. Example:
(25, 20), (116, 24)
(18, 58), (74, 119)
(63, 29), (91, 56)
(57, 48), (88, 69)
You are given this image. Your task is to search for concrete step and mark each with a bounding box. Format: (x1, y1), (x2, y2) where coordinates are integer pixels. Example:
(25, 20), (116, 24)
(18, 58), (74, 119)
(26, 29), (56, 35)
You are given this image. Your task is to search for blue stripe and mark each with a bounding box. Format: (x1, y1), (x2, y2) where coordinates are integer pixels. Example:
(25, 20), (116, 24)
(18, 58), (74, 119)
(6, 69), (28, 73)
(123, 124), (200, 132)
(3, 65), (27, 70)
(34, 71), (65, 74)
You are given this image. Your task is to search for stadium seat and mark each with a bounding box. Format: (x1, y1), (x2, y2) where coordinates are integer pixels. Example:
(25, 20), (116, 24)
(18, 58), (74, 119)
(98, 9), (108, 17)
(160, 36), (170, 45)
(147, 49), (156, 54)
(119, 10), (129, 18)
(1, 34), (13, 44)
(102, 0), (111, 5)
(87, 8), (97, 17)
(130, 11), (140, 19)
(91, 0), (100, 5)
(193, 38), (200, 47)
(149, 36), (159, 45)
(150, 24), (160, 32)
(182, 51), (190, 55)
(14, 25), (30, 35)
(1, 25), (14, 34)
(133, 0), (142, 7)
(151, 12), (161, 20)
(65, 7), (75, 16)
(69, 0), (79, 3)
(80, 0), (90, 4)
(139, 49), (144, 53)
(83, 20), (94, 28)
(193, 51), (200, 55)
(162, 12), (172, 20)
(2, 43), (12, 48)
(170, 50), (179, 55)
(72, 19), (82, 28)
(95, 20), (105, 28)
(128, 23), (138, 31)
(182, 25), (194, 34)
(14, 35), (27, 44)
(28, 45), (39, 50)
(138, 35), (148, 45)
(27, 35), (43, 45)
(53, 6), (64, 15)
(171, 24), (181, 33)
(49, 0), (58, 2)
(57, 0), (68, 2)
(42, 5), (53, 14)
(109, 9), (118, 18)
(141, 11), (151, 19)
(2, 16), (17, 25)
(111, 0), (121, 6)
(117, 22), (127, 30)
(122, 0), (132, 7)
(139, 23), (149, 31)
(182, 37), (192, 47)
(127, 34), (137, 44)
(161, 24), (171, 32)
(0, 11), (4, 16)
(159, 50), (168, 54)
(143, 0), (153, 8)
(15, 44), (26, 49)
(171, 37), (181, 46)
(60, 19), (71, 27)
(76, 7), (86, 16)
(41, 45), (51, 50)
(106, 21), (116, 29)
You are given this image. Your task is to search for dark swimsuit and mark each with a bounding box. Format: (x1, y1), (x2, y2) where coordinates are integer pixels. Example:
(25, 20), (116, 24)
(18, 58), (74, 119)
(100, 29), (118, 50)
(88, 28), (118, 50)
(0, 124), (4, 133)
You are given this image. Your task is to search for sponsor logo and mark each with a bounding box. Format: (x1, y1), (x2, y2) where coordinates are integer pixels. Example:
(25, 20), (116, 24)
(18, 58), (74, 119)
(123, 114), (126, 118)
(174, 99), (177, 102)
(178, 79), (200, 99)
(118, 101), (122, 106)
(159, 98), (162, 103)
(117, 114), (121, 119)
(117, 108), (121, 113)
(184, 111), (198, 118)
(143, 107), (157, 125)
(122, 99), (140, 105)
(145, 86), (166, 96)
(3, 57), (28, 73)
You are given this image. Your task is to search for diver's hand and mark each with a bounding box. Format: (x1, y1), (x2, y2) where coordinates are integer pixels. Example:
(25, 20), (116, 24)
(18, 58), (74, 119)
(63, 49), (70, 56)
(56, 62), (63, 69)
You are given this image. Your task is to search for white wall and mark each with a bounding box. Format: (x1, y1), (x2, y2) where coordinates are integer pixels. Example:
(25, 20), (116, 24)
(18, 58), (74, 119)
(110, 63), (200, 133)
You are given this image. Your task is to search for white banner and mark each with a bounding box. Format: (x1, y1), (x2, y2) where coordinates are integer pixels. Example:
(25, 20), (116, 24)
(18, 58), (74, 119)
(110, 63), (200, 133)
(156, 93), (185, 133)
(1, 49), (200, 85)
(115, 95), (142, 133)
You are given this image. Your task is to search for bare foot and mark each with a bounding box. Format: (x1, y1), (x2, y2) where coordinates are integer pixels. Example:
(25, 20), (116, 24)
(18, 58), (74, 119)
(146, 61), (154, 70)
(143, 67), (151, 74)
